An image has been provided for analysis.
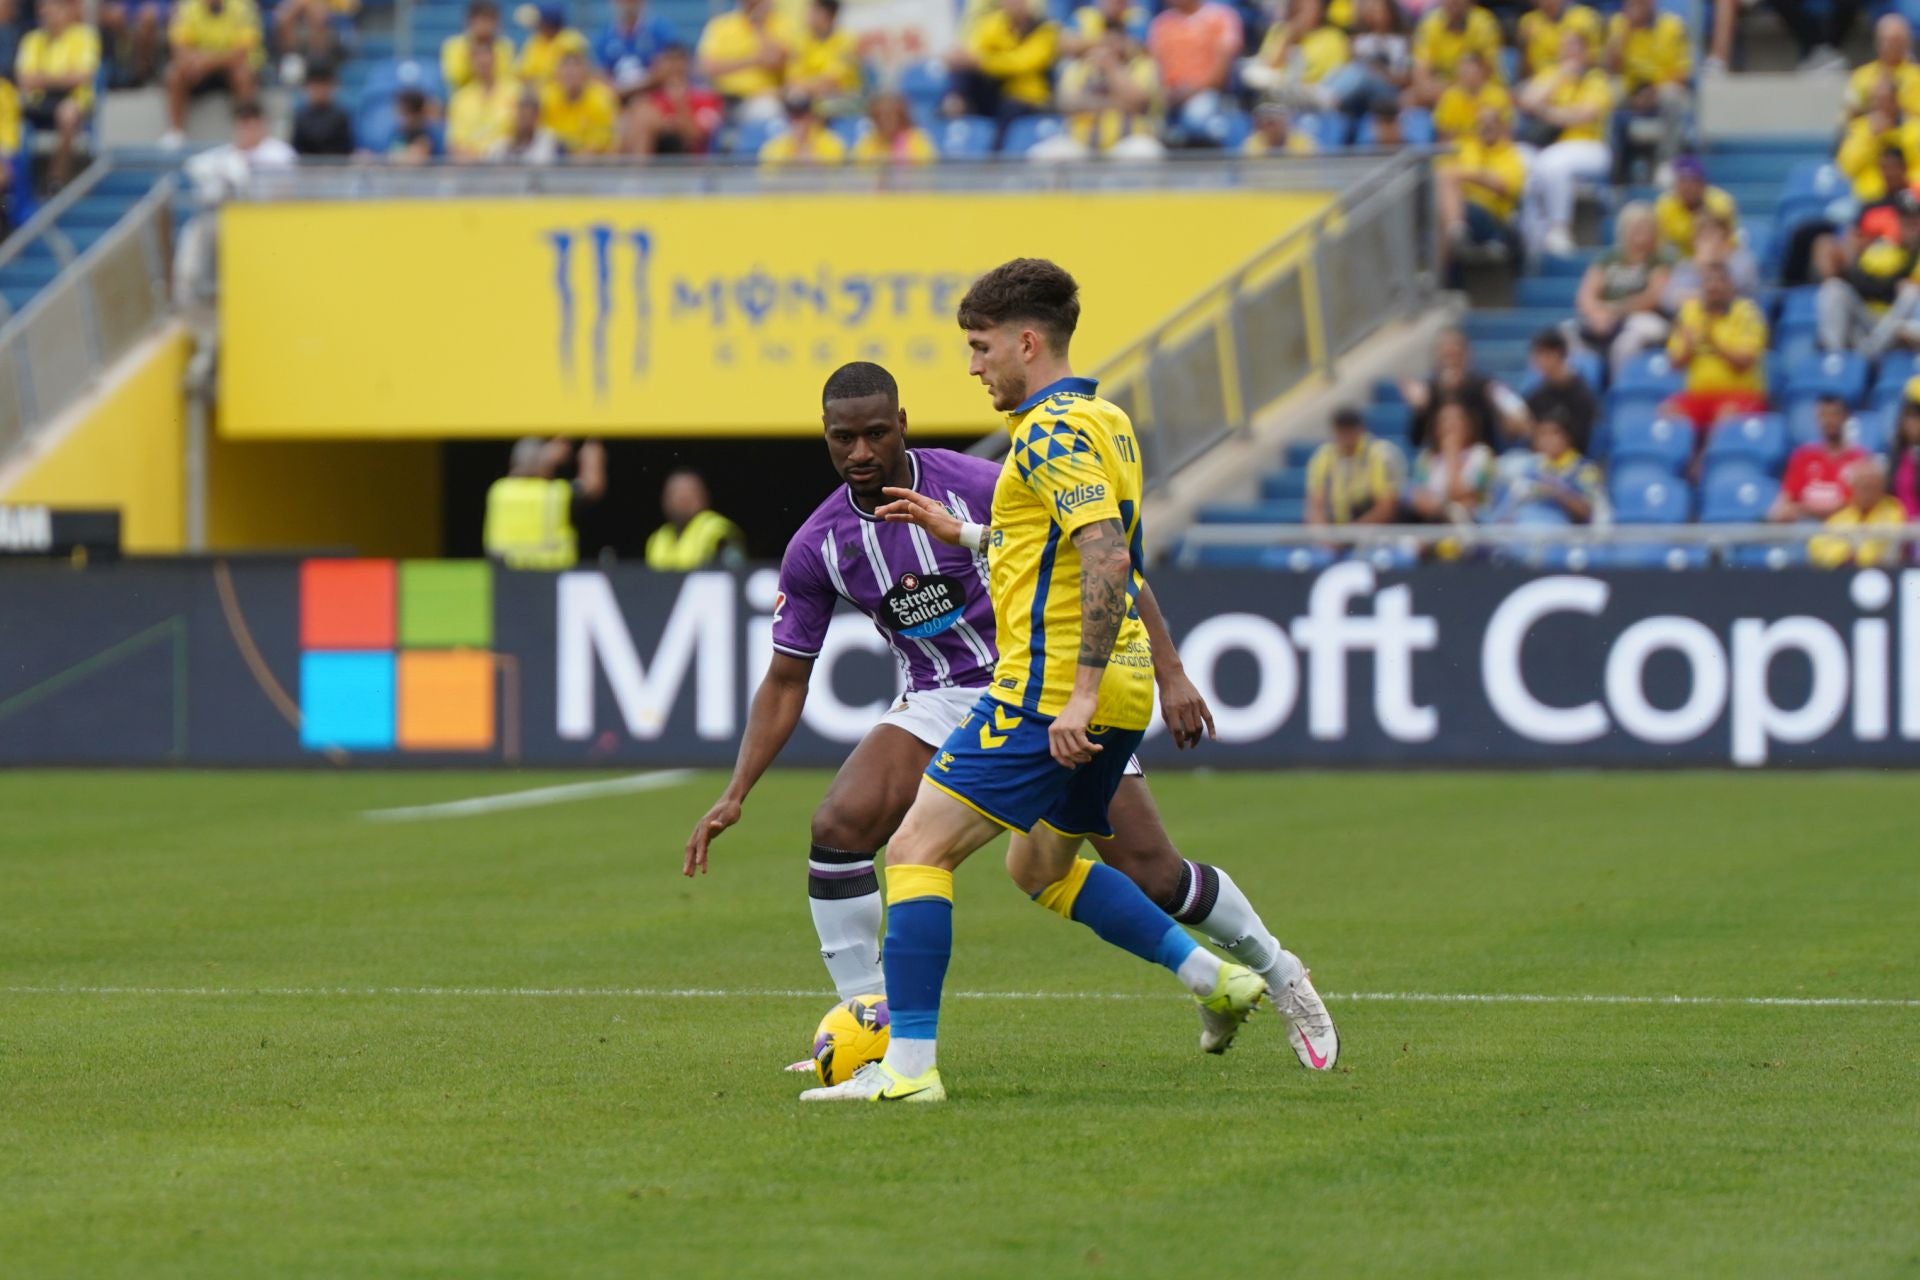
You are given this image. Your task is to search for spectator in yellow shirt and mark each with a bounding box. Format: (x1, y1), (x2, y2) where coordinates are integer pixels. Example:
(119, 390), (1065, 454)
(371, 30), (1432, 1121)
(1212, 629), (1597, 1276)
(1032, 26), (1162, 158)
(1654, 156), (1739, 258)
(787, 0), (861, 112)
(1846, 14), (1920, 117)
(442, 1), (517, 91)
(1517, 0), (1600, 80)
(518, 3), (590, 87)
(1810, 459), (1908, 567)
(16, 0), (98, 186)
(1437, 107), (1526, 281)
(758, 92), (847, 165)
(1837, 81), (1920, 201)
(448, 36), (518, 159)
(1604, 0), (1691, 186)
(162, 0), (261, 147)
(1662, 261), (1769, 432)
(0, 76), (17, 229)
(850, 90), (936, 164)
(1431, 49), (1510, 143)
(1061, 0), (1142, 58)
(947, 0), (1059, 128)
(1242, 0), (1348, 108)
(1409, 0), (1501, 107)
(1306, 405), (1406, 526)
(697, 0), (796, 122)
(540, 49), (618, 154)
(1517, 31), (1614, 256)
(1241, 101), (1317, 156)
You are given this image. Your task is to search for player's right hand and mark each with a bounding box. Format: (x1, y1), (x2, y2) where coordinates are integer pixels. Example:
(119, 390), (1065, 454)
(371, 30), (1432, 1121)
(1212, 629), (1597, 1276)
(877, 487), (964, 546)
(684, 797), (742, 877)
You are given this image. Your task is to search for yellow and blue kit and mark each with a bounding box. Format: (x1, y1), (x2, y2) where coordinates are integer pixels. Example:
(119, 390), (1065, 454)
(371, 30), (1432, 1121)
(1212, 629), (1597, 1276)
(923, 376), (1153, 838)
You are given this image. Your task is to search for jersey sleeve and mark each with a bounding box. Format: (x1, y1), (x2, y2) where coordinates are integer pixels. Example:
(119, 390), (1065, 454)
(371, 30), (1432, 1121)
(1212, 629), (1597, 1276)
(1010, 415), (1122, 536)
(770, 529), (836, 659)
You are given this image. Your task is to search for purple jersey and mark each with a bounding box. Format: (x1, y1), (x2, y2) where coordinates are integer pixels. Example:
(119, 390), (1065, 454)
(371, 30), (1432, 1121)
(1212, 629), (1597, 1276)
(772, 448), (1002, 692)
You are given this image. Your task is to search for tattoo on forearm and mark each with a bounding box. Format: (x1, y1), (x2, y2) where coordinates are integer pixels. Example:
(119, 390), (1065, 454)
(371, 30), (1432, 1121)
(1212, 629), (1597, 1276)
(1073, 519), (1131, 671)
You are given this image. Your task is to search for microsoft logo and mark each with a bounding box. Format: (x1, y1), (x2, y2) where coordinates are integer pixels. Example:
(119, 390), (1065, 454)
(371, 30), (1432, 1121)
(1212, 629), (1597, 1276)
(298, 560), (498, 753)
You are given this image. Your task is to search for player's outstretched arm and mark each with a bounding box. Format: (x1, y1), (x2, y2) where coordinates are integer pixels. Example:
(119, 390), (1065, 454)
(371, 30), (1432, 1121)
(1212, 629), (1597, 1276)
(683, 653), (814, 877)
(1135, 582), (1215, 750)
(1052, 517), (1132, 768)
(875, 487), (968, 546)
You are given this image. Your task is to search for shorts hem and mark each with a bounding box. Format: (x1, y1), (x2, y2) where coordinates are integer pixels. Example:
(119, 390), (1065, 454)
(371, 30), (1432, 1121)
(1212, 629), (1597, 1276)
(922, 776), (1023, 833)
(1035, 817), (1111, 840)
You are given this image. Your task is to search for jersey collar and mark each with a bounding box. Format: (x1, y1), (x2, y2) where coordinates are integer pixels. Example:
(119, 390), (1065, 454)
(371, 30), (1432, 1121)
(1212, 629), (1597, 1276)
(843, 449), (920, 523)
(1009, 376), (1100, 417)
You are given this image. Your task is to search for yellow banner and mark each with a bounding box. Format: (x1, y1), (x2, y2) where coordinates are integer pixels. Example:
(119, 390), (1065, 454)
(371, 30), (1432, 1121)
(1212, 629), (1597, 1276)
(218, 191), (1329, 437)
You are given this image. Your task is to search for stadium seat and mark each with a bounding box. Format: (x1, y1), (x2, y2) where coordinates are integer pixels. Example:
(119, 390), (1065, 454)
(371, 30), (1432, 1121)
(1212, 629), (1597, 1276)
(731, 117), (786, 157)
(1783, 350), (1869, 405)
(1779, 160), (1845, 201)
(935, 116), (996, 158)
(830, 116), (865, 149)
(898, 60), (948, 114)
(1196, 499), (1304, 523)
(1610, 466), (1693, 523)
(1609, 413), (1693, 474)
(1612, 352), (1684, 402)
(1260, 469), (1307, 500)
(1400, 108), (1434, 147)
(1856, 404), (1896, 451)
(1000, 114), (1065, 155)
(1728, 543), (1811, 570)
(1283, 440), (1319, 468)
(1774, 286), (1820, 330)
(1874, 350), (1919, 393)
(1703, 413), (1789, 474)
(1589, 543), (1713, 570)
(1771, 323), (1820, 376)
(1203, 111), (1251, 149)
(1698, 463), (1775, 523)
(1295, 112), (1340, 150)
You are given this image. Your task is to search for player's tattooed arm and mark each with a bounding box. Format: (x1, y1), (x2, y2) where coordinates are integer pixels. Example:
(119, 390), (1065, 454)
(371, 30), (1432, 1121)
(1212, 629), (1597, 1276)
(1072, 517), (1132, 672)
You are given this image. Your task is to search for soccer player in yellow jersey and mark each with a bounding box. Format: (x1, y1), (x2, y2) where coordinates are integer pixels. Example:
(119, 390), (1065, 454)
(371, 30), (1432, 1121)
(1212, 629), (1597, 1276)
(800, 260), (1310, 1103)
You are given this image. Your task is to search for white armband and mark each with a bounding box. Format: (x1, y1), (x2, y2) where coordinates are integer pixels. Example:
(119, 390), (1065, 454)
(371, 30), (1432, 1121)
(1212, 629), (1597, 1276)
(959, 521), (987, 552)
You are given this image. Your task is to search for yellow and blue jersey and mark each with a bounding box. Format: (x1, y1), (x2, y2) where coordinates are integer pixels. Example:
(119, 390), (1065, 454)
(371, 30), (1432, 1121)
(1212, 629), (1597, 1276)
(986, 375), (1155, 731)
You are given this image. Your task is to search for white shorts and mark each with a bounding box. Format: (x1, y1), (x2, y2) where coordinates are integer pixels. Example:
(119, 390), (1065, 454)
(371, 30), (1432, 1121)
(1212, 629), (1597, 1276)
(879, 685), (1144, 777)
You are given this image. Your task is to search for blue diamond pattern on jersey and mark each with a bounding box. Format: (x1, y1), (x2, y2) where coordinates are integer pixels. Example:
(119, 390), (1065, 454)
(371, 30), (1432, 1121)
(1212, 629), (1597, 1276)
(1012, 418), (1096, 482)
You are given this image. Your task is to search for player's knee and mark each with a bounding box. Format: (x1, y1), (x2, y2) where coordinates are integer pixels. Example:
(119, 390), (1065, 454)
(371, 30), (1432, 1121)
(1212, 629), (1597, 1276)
(1096, 841), (1183, 909)
(809, 798), (881, 854)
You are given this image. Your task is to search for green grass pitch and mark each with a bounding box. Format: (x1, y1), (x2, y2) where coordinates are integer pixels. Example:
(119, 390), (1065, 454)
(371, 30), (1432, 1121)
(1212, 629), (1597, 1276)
(3, 769), (1916, 1279)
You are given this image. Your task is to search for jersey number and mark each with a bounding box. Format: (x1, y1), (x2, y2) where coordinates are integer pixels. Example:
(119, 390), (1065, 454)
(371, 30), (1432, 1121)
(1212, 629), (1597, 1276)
(1112, 433), (1137, 463)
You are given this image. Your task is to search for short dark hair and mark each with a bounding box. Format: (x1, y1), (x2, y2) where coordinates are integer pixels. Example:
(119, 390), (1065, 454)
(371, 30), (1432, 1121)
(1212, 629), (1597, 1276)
(233, 100), (265, 122)
(305, 58), (338, 83)
(468, 0), (498, 17)
(1331, 406), (1365, 430)
(1530, 328), (1568, 356)
(1817, 392), (1847, 406)
(822, 361), (897, 407)
(815, 0), (840, 14)
(956, 258), (1081, 352)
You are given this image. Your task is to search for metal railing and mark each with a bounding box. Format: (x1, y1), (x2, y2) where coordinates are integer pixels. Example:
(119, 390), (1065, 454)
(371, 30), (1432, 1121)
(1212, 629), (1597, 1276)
(0, 173), (175, 465)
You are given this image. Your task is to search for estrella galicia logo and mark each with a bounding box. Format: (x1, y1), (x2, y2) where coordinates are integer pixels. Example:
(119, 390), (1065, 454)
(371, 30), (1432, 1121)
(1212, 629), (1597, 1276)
(883, 571), (965, 639)
(1053, 482), (1106, 520)
(544, 224), (652, 399)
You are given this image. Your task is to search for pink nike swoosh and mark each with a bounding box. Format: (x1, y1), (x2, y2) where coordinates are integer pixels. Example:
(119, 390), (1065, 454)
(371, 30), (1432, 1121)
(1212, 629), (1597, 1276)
(1298, 1029), (1329, 1070)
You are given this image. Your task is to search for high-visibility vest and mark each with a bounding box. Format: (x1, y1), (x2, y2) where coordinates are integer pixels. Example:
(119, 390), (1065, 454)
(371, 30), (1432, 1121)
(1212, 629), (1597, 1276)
(644, 509), (745, 570)
(482, 477), (578, 570)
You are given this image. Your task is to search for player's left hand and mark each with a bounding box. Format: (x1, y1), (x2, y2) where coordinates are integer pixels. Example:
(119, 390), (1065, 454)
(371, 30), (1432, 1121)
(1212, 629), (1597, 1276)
(1156, 666), (1216, 750)
(1049, 694), (1103, 768)
(876, 487), (964, 545)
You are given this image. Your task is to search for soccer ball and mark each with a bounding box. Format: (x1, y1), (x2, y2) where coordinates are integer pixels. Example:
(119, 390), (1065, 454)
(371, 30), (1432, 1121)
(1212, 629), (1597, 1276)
(811, 995), (890, 1085)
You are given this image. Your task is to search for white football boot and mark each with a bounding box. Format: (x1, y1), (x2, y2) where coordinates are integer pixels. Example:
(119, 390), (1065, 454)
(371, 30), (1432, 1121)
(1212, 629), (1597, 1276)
(1270, 950), (1339, 1070)
(799, 1060), (946, 1103)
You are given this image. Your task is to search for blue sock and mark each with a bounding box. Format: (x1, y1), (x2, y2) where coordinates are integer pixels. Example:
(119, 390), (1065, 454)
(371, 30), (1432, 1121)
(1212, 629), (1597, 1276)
(1067, 862), (1199, 976)
(882, 897), (952, 1042)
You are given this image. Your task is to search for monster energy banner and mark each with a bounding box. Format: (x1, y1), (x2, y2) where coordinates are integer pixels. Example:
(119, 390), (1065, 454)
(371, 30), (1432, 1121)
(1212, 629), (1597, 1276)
(3, 559), (1920, 768)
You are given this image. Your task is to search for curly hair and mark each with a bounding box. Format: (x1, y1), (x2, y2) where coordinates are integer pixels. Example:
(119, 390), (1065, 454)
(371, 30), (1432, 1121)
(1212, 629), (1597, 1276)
(955, 258), (1080, 352)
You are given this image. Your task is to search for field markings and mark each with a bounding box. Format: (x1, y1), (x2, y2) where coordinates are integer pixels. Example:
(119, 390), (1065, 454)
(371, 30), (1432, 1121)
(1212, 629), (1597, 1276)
(359, 771), (697, 823)
(2, 985), (1913, 1010)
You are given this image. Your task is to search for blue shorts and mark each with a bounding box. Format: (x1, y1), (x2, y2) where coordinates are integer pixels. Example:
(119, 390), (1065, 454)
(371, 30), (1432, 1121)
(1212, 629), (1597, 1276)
(922, 692), (1145, 839)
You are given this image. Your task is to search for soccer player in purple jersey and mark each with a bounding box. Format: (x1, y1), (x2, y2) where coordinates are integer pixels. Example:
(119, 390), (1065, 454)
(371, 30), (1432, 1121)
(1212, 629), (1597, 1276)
(684, 360), (1336, 1067)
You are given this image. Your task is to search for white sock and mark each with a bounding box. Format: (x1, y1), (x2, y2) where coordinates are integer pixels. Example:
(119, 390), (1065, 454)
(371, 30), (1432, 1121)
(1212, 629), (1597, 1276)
(807, 846), (885, 1000)
(1175, 946), (1224, 997)
(1172, 861), (1294, 986)
(884, 1036), (936, 1078)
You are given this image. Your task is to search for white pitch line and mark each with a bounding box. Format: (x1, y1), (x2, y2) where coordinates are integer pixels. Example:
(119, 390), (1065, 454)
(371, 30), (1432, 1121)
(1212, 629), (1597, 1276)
(360, 770), (696, 823)
(1, 986), (1914, 1009)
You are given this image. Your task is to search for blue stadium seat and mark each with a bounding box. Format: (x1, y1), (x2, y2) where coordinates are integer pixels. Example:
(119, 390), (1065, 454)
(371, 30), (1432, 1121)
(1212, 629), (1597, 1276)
(1609, 413), (1693, 474)
(1295, 112), (1341, 150)
(1875, 350), (1919, 393)
(830, 116), (865, 148)
(1261, 469), (1307, 500)
(1400, 108), (1434, 147)
(1611, 466), (1694, 523)
(1589, 544), (1713, 570)
(1783, 350), (1870, 405)
(1203, 111), (1251, 149)
(1771, 323), (1820, 376)
(1729, 543), (1811, 569)
(1612, 351), (1684, 402)
(1000, 114), (1065, 155)
(1780, 160), (1846, 201)
(935, 116), (995, 158)
(359, 57), (445, 104)
(1283, 440), (1319, 468)
(1856, 404), (1896, 451)
(1774, 286), (1820, 330)
(1703, 412), (1789, 474)
(1699, 463), (1775, 523)
(1196, 499), (1305, 523)
(898, 60), (948, 113)
(1518, 349), (1604, 394)
(1364, 402), (1410, 437)
(732, 117), (785, 156)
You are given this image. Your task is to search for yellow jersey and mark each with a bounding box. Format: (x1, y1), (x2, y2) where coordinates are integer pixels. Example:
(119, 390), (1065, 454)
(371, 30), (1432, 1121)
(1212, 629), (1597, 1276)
(850, 126), (937, 164)
(16, 24), (101, 109)
(1669, 298), (1767, 395)
(518, 27), (589, 86)
(440, 34), (517, 90)
(1241, 129), (1318, 156)
(447, 78), (518, 158)
(968, 10), (1059, 108)
(1306, 435), (1405, 524)
(989, 376), (1154, 729)
(1449, 136), (1527, 220)
(788, 29), (861, 94)
(1412, 6), (1501, 80)
(759, 126), (847, 165)
(168, 0), (262, 61)
(1256, 22), (1350, 84)
(1607, 12), (1690, 92)
(1837, 116), (1920, 201)
(698, 10), (797, 98)
(1528, 65), (1613, 142)
(0, 79), (18, 154)
(1432, 80), (1512, 140)
(1846, 58), (1920, 117)
(1811, 498), (1908, 568)
(1517, 3), (1600, 77)
(1056, 52), (1160, 150)
(539, 80), (618, 154)
(1654, 185), (1737, 256)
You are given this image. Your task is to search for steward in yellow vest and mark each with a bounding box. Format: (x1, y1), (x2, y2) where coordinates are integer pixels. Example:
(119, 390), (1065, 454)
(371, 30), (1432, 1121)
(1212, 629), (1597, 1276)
(645, 468), (748, 570)
(483, 437), (607, 569)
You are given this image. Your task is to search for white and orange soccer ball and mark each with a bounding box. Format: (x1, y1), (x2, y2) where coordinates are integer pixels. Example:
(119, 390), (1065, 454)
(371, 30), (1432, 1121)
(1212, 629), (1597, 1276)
(810, 995), (890, 1085)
